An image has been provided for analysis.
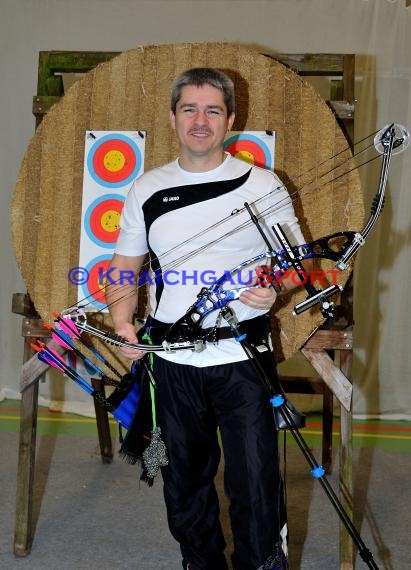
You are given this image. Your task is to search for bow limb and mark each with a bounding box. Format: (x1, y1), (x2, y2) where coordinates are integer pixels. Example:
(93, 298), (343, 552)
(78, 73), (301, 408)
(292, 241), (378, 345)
(335, 123), (408, 270)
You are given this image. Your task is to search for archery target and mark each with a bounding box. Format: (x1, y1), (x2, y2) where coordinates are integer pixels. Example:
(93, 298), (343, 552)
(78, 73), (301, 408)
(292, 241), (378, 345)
(87, 133), (142, 188)
(80, 255), (112, 311)
(224, 132), (275, 170)
(84, 194), (125, 248)
(79, 131), (145, 311)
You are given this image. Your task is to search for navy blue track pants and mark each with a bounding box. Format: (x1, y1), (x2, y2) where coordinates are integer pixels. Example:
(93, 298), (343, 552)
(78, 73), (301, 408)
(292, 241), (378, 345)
(153, 354), (285, 570)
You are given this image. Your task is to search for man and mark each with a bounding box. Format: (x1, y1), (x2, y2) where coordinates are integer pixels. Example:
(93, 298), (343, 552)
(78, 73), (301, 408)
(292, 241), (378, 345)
(107, 68), (307, 570)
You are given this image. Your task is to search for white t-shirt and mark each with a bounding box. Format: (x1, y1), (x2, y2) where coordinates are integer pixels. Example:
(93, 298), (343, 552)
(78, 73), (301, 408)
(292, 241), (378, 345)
(115, 154), (304, 366)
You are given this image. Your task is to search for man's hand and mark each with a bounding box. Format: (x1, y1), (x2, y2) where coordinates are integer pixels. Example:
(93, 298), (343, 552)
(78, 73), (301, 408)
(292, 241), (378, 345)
(106, 253), (147, 360)
(115, 322), (147, 361)
(239, 259), (314, 311)
(239, 284), (277, 311)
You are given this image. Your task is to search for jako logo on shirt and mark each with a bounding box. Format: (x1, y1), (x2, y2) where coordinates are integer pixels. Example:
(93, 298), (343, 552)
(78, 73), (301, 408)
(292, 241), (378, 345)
(163, 196), (180, 202)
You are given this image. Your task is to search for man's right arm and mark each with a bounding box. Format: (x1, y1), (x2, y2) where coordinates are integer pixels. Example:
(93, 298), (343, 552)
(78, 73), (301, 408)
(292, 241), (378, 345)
(106, 252), (147, 360)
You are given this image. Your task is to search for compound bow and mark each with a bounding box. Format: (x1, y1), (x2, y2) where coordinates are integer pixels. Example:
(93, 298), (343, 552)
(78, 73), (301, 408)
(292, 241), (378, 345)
(60, 123), (409, 355)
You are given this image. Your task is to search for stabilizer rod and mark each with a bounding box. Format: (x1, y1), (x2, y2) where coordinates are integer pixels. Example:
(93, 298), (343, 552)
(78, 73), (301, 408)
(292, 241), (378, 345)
(221, 305), (380, 570)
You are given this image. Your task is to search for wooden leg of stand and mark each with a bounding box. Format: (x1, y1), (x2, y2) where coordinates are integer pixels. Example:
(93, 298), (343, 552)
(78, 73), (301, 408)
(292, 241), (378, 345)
(339, 404), (354, 569)
(14, 381), (39, 556)
(91, 379), (113, 464)
(339, 350), (354, 570)
(322, 384), (334, 473)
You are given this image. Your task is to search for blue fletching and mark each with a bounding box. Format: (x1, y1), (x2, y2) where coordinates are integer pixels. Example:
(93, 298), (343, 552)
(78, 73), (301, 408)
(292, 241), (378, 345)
(38, 352), (51, 365)
(56, 329), (75, 348)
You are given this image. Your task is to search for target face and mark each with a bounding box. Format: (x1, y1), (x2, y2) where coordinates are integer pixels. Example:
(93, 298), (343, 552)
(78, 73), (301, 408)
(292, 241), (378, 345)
(224, 133), (273, 169)
(84, 194), (125, 248)
(87, 133), (141, 187)
(81, 255), (112, 311)
(79, 131), (146, 312)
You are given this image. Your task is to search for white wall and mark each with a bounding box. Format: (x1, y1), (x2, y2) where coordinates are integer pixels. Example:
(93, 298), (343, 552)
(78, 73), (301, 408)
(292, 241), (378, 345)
(1, 0), (410, 417)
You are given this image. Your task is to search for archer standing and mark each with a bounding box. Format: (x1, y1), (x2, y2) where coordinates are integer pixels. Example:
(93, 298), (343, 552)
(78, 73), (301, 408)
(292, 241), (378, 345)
(107, 68), (307, 570)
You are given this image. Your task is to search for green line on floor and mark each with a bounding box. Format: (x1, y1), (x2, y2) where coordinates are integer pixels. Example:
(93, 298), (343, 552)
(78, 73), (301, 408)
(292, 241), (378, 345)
(1, 400), (410, 451)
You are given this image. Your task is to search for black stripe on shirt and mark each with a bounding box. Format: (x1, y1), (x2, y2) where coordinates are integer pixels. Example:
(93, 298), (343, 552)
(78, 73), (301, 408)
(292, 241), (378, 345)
(142, 169), (252, 234)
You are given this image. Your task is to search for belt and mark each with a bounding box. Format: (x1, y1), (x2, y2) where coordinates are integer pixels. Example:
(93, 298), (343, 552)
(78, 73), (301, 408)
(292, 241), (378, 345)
(144, 314), (270, 344)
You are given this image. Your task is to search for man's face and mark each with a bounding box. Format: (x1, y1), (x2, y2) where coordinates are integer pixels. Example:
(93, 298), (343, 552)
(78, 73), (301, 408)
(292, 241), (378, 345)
(169, 84), (235, 163)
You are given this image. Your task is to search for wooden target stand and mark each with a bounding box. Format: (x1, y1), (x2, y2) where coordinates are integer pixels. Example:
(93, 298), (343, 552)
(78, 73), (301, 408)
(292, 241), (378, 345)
(13, 50), (357, 568)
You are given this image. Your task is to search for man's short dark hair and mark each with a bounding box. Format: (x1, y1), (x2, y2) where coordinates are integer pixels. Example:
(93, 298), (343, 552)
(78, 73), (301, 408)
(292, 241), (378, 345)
(170, 67), (235, 116)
